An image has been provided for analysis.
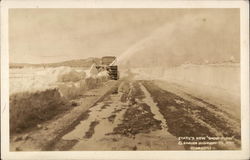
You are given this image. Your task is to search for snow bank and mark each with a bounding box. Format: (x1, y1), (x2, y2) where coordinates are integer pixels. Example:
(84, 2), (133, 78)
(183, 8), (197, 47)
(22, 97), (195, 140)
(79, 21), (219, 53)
(40, 66), (87, 82)
(133, 67), (165, 80)
(163, 64), (240, 94)
(134, 63), (240, 95)
(10, 66), (110, 99)
(57, 70), (86, 82)
(9, 67), (88, 94)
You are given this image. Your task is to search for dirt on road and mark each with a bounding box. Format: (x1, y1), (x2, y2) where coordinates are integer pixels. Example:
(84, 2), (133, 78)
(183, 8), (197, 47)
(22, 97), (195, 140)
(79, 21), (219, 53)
(10, 78), (241, 151)
(51, 79), (240, 151)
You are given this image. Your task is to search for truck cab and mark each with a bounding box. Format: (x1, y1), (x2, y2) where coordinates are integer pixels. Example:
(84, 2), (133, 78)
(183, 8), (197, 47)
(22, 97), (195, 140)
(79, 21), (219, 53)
(96, 56), (119, 80)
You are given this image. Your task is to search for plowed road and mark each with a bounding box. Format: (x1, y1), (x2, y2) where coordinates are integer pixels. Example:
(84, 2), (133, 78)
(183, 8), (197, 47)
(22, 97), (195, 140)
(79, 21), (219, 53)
(52, 79), (240, 151)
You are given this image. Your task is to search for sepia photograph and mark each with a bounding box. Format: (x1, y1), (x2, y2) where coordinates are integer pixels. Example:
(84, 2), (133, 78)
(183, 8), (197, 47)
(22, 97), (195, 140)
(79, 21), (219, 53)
(1, 0), (249, 160)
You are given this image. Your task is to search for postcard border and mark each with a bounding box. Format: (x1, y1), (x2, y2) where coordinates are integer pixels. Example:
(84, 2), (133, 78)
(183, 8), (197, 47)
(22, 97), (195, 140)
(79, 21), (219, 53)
(1, 1), (249, 160)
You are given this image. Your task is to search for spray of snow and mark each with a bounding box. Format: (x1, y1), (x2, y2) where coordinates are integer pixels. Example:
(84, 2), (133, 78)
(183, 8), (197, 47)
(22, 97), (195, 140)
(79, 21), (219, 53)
(116, 14), (205, 66)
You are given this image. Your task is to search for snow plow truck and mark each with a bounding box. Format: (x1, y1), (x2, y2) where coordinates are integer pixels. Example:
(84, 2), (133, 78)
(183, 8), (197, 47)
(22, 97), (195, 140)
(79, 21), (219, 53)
(96, 56), (119, 80)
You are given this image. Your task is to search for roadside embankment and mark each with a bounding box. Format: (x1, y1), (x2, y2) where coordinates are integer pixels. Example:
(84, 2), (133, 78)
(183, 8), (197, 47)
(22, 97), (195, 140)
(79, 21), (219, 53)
(10, 67), (109, 135)
(10, 80), (119, 151)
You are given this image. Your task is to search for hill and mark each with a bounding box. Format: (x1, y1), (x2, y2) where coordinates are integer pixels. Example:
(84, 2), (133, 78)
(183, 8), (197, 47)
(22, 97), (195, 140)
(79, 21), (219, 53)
(10, 57), (101, 68)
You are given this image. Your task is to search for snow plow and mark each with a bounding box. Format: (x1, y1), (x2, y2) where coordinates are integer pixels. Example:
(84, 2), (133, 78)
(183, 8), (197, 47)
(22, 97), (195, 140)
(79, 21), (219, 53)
(96, 56), (119, 80)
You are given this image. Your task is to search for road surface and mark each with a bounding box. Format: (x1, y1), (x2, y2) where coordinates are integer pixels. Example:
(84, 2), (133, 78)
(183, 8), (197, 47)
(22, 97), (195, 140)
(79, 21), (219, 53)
(52, 78), (241, 151)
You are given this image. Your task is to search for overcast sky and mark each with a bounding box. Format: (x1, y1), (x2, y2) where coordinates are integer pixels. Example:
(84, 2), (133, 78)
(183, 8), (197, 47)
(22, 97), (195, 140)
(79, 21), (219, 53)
(9, 9), (239, 64)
